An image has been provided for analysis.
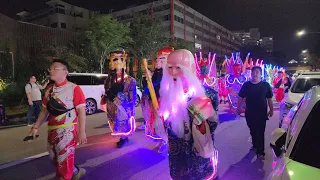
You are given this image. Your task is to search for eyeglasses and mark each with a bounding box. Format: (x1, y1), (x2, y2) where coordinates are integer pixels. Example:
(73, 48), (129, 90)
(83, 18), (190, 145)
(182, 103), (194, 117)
(48, 67), (65, 72)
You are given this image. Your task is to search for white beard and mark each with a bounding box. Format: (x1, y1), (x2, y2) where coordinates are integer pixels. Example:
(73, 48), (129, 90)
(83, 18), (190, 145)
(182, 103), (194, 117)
(159, 66), (206, 138)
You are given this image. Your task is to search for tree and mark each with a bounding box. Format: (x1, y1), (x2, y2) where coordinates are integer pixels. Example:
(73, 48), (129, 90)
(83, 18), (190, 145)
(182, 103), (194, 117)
(86, 15), (131, 73)
(0, 39), (13, 80)
(172, 38), (194, 52)
(127, 13), (170, 87)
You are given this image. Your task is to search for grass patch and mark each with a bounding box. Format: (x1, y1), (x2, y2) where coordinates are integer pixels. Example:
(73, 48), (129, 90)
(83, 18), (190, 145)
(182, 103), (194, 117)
(6, 105), (28, 116)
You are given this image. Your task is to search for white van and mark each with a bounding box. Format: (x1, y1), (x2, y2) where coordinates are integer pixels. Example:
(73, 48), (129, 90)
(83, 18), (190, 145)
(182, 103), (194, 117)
(67, 73), (142, 115)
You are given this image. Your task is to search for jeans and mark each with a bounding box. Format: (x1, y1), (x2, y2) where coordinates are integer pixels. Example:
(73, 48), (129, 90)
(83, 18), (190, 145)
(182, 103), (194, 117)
(27, 100), (42, 124)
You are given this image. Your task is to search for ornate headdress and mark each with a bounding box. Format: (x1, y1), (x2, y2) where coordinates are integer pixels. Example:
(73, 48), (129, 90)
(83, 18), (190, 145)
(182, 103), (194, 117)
(222, 52), (245, 75)
(194, 52), (217, 86)
(157, 46), (174, 56)
(109, 49), (128, 69)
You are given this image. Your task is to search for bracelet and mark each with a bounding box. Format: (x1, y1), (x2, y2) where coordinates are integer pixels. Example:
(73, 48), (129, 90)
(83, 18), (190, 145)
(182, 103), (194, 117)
(32, 127), (38, 130)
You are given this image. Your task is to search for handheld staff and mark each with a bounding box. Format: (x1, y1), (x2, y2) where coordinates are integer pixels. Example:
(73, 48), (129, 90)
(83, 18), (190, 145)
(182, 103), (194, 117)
(142, 59), (159, 110)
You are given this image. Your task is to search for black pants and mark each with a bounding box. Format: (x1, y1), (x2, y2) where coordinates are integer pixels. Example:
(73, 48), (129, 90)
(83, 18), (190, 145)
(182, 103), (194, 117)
(246, 116), (266, 154)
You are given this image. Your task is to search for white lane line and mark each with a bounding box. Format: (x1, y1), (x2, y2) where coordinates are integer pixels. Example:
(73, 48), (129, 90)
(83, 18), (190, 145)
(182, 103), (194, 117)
(0, 152), (49, 170)
(37, 145), (141, 180)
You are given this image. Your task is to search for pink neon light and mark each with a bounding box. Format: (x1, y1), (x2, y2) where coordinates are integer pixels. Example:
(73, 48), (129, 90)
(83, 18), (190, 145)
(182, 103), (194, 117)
(204, 150), (218, 180)
(208, 53), (216, 75)
(111, 116), (136, 136)
(195, 53), (200, 71)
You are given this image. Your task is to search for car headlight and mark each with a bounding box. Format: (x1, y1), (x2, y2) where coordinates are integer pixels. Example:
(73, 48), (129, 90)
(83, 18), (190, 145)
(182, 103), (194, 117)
(285, 102), (294, 109)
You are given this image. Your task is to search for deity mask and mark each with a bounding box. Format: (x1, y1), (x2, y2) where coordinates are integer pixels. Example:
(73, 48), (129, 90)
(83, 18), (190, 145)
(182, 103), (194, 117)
(109, 50), (128, 72)
(155, 47), (174, 69)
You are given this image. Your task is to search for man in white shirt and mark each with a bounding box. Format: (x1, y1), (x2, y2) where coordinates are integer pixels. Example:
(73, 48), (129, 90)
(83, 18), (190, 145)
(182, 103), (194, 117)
(25, 75), (49, 126)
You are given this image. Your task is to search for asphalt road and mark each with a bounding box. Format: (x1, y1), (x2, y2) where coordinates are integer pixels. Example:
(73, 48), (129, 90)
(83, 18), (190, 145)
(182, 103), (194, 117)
(0, 104), (279, 180)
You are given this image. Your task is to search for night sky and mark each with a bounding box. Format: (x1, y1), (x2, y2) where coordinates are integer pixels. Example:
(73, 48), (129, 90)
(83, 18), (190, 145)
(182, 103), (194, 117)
(1, 0), (319, 61)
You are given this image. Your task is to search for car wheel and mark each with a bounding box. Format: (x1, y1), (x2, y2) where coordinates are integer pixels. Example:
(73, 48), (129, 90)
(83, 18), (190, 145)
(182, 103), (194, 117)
(135, 95), (141, 107)
(86, 99), (97, 115)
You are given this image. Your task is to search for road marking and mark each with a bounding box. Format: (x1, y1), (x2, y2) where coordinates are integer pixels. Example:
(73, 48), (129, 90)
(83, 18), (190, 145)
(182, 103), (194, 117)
(0, 152), (49, 170)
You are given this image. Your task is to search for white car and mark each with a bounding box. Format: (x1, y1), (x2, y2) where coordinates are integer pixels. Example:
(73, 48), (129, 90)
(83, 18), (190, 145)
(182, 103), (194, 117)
(279, 71), (320, 127)
(67, 73), (142, 115)
(268, 86), (320, 180)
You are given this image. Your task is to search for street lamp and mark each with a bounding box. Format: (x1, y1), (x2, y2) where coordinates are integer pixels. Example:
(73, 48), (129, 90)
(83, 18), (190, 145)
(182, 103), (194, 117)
(297, 30), (306, 37)
(296, 29), (320, 37)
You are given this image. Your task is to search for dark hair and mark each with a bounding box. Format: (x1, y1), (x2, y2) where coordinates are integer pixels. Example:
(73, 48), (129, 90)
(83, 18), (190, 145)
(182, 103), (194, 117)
(251, 66), (262, 74)
(52, 59), (69, 71)
(278, 71), (283, 74)
(29, 75), (36, 79)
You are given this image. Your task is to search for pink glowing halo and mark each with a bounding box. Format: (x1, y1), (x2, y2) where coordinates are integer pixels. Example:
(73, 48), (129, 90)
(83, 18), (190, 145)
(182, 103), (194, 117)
(111, 116), (136, 136)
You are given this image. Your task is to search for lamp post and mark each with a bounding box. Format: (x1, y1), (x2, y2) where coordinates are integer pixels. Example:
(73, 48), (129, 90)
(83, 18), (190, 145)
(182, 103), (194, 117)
(296, 30), (320, 37)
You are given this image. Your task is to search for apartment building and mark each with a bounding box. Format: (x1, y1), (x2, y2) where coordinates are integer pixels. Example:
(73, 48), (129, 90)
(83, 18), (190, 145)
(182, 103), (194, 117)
(110, 0), (241, 58)
(16, 0), (91, 31)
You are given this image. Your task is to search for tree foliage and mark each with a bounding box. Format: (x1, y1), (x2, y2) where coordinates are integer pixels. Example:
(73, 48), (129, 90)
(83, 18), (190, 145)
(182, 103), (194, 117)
(127, 13), (170, 86)
(0, 39), (13, 80)
(86, 15), (131, 73)
(172, 38), (194, 52)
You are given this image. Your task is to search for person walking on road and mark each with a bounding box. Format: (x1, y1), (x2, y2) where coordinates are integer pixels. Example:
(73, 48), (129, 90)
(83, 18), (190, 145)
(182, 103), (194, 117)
(29, 59), (87, 180)
(238, 66), (274, 159)
(25, 75), (49, 126)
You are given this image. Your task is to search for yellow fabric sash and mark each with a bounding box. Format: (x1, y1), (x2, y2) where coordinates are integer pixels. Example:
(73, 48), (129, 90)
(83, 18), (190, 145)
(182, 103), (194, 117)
(48, 123), (77, 130)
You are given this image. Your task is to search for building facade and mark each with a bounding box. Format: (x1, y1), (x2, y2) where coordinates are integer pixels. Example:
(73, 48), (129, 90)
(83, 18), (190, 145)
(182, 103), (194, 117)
(110, 0), (241, 58)
(234, 28), (274, 52)
(0, 13), (81, 78)
(16, 0), (91, 31)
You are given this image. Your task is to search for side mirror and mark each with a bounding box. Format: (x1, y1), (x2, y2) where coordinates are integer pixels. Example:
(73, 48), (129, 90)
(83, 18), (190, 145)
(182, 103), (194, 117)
(270, 128), (287, 157)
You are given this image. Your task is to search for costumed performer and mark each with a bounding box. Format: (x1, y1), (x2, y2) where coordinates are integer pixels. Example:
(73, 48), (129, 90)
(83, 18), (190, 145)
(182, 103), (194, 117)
(141, 46), (174, 153)
(159, 49), (218, 180)
(195, 52), (219, 111)
(224, 53), (247, 114)
(103, 50), (137, 148)
(29, 59), (87, 180)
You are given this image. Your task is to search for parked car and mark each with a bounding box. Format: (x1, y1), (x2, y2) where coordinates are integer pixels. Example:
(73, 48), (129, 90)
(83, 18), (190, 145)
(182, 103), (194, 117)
(268, 86), (320, 180)
(67, 73), (142, 115)
(279, 71), (320, 127)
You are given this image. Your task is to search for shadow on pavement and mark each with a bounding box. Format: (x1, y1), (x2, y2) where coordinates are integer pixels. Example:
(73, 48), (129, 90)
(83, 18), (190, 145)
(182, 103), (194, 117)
(219, 151), (265, 180)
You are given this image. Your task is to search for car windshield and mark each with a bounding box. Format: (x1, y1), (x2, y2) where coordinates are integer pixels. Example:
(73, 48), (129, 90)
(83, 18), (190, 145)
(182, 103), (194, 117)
(291, 78), (320, 93)
(290, 101), (320, 169)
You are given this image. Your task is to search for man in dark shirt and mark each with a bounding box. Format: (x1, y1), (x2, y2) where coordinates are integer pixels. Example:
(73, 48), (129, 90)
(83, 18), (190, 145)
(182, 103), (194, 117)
(238, 66), (274, 159)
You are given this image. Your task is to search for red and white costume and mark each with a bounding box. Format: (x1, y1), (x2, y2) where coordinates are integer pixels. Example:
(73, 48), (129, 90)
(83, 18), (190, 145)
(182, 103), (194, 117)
(43, 80), (85, 180)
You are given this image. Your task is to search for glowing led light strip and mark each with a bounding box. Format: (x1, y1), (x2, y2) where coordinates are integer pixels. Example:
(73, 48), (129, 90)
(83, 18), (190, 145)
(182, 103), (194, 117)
(208, 53), (216, 75)
(203, 77), (216, 87)
(111, 116), (136, 136)
(204, 150), (219, 180)
(226, 74), (247, 85)
(146, 134), (163, 140)
(228, 94), (239, 109)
